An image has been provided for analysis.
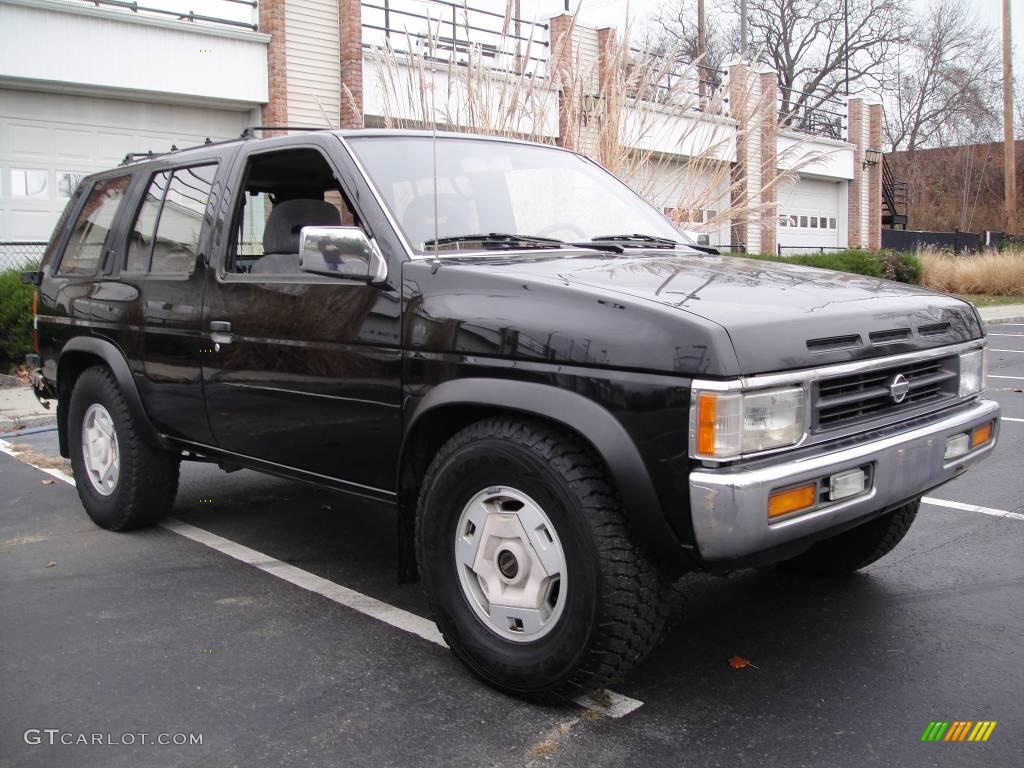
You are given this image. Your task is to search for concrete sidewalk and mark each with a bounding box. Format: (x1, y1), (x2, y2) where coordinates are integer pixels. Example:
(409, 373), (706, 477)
(978, 304), (1024, 325)
(0, 385), (54, 435)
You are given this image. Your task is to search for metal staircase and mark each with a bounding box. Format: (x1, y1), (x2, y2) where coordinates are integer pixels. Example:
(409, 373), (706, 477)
(882, 155), (909, 229)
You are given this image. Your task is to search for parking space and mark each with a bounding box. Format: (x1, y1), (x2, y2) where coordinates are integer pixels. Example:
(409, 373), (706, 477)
(2, 325), (1023, 767)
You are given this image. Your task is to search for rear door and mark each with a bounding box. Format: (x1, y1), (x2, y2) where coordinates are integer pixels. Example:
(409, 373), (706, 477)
(118, 157), (230, 443)
(200, 137), (402, 497)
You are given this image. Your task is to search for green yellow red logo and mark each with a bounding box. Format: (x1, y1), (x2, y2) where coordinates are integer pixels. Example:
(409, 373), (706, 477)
(921, 721), (997, 742)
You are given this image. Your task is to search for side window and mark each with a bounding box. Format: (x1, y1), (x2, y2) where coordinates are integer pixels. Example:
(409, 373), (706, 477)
(126, 171), (170, 273)
(58, 176), (131, 275)
(228, 148), (359, 275)
(125, 165), (216, 275)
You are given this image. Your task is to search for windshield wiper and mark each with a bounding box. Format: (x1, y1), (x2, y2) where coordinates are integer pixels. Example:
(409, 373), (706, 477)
(424, 233), (567, 251)
(589, 233), (682, 248)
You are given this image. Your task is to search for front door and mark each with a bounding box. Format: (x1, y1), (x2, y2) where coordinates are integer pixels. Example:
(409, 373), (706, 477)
(200, 140), (402, 497)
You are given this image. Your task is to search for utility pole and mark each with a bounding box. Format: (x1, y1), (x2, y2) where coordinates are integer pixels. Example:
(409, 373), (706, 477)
(844, 0), (850, 95)
(1002, 0), (1017, 233)
(740, 0), (747, 60)
(697, 0), (706, 63)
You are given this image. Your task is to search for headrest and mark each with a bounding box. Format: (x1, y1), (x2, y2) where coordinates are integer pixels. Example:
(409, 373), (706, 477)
(262, 198), (341, 254)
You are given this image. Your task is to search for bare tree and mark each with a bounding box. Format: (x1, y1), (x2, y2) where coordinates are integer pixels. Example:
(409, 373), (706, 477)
(883, 0), (1001, 151)
(728, 0), (908, 119)
(648, 0), (727, 74)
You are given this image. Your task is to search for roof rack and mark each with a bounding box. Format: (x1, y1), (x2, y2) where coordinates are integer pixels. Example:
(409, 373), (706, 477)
(239, 126), (334, 138)
(118, 136), (246, 167)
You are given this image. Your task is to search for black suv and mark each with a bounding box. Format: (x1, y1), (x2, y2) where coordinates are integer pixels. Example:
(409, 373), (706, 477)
(25, 129), (1000, 701)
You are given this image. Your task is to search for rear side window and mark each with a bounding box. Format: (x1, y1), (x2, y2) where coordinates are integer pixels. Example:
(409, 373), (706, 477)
(58, 176), (131, 275)
(126, 164), (217, 275)
(126, 171), (170, 273)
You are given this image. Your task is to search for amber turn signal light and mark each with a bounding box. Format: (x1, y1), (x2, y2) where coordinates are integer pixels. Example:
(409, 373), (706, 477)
(971, 422), (994, 448)
(768, 483), (817, 519)
(696, 392), (718, 456)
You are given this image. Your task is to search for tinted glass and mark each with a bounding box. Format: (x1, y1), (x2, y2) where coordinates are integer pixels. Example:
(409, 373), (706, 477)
(150, 165), (217, 274)
(126, 171), (171, 273)
(58, 176), (131, 275)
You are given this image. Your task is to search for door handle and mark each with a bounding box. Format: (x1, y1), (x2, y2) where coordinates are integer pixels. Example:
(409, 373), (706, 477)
(209, 320), (233, 346)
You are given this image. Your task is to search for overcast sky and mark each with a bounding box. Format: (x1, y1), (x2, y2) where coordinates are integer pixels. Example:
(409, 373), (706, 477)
(525, 0), (1023, 73)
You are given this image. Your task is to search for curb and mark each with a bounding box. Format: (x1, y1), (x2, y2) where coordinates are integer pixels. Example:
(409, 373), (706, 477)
(983, 315), (1024, 327)
(0, 414), (58, 437)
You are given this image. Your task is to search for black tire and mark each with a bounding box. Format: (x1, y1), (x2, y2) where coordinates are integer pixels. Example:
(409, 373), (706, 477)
(778, 500), (920, 577)
(416, 417), (672, 702)
(68, 366), (180, 530)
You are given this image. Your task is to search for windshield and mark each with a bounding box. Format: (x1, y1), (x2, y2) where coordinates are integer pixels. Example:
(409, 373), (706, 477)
(345, 136), (689, 254)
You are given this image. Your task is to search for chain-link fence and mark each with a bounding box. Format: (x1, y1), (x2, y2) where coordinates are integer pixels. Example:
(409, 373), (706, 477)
(0, 242), (47, 272)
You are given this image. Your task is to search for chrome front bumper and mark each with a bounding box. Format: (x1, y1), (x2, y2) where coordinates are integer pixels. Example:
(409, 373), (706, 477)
(689, 398), (1000, 564)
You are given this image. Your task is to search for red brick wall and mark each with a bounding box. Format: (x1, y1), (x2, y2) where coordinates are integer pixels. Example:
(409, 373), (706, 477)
(549, 14), (575, 150)
(886, 140), (1024, 233)
(260, 0), (288, 131)
(868, 103), (882, 250)
(846, 98), (863, 248)
(759, 70), (777, 255)
(339, 0), (363, 128)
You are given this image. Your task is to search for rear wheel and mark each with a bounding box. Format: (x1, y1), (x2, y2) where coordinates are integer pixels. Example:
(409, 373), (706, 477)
(68, 366), (180, 530)
(416, 417), (673, 702)
(778, 500), (920, 577)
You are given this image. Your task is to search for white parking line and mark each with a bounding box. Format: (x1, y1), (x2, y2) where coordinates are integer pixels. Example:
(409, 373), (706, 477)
(922, 497), (1024, 522)
(988, 333), (1024, 337)
(1003, 417), (1024, 423)
(990, 375), (1024, 380)
(0, 439), (644, 719)
(991, 349), (1024, 353)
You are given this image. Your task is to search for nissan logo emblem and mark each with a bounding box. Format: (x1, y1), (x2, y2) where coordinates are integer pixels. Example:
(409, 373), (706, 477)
(889, 373), (910, 403)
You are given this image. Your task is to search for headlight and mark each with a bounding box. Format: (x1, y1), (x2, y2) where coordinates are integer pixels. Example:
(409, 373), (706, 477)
(693, 386), (806, 459)
(959, 348), (987, 397)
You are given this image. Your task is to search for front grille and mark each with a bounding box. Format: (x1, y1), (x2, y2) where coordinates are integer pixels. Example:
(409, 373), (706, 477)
(813, 355), (959, 430)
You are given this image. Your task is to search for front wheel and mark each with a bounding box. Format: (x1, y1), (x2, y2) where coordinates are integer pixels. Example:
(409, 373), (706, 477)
(416, 418), (672, 702)
(68, 366), (180, 530)
(778, 500), (920, 577)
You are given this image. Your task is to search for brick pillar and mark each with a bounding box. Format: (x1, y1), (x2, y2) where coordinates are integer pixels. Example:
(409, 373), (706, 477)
(260, 0), (288, 130)
(597, 27), (616, 92)
(728, 62), (762, 253)
(846, 97), (864, 248)
(867, 102), (883, 251)
(339, 0), (363, 128)
(759, 68), (778, 256)
(549, 14), (575, 150)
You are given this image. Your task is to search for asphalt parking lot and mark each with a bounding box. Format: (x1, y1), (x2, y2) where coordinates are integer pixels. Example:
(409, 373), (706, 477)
(2, 323), (1023, 768)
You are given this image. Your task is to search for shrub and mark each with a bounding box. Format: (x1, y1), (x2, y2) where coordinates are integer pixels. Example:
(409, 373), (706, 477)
(878, 250), (922, 284)
(737, 249), (919, 280)
(0, 269), (33, 369)
(919, 247), (1024, 296)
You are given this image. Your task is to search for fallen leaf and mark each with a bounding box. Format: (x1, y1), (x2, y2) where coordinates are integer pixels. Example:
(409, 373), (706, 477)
(1009, 387), (1024, 393)
(728, 655), (759, 670)
(40, 479), (55, 485)
(46, 561), (56, 568)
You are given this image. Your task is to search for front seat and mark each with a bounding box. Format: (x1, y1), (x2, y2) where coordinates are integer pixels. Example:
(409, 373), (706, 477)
(250, 199), (342, 275)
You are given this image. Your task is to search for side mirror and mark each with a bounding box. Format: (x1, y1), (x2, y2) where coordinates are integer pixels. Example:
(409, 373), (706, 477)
(298, 226), (388, 284)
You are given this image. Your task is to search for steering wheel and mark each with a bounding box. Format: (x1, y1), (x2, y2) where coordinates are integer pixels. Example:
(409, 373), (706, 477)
(535, 222), (587, 241)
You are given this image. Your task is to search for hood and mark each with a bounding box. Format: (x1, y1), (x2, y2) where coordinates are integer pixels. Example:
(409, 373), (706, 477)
(404, 250), (983, 377)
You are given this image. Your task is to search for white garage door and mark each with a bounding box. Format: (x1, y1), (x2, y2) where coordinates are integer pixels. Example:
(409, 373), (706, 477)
(776, 176), (845, 254)
(627, 158), (732, 248)
(0, 89), (253, 245)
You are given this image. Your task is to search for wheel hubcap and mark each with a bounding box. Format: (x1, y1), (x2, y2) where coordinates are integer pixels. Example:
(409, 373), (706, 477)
(454, 486), (567, 642)
(81, 403), (120, 496)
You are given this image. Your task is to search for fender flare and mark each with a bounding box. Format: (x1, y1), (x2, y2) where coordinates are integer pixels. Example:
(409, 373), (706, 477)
(57, 337), (170, 455)
(401, 378), (684, 565)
